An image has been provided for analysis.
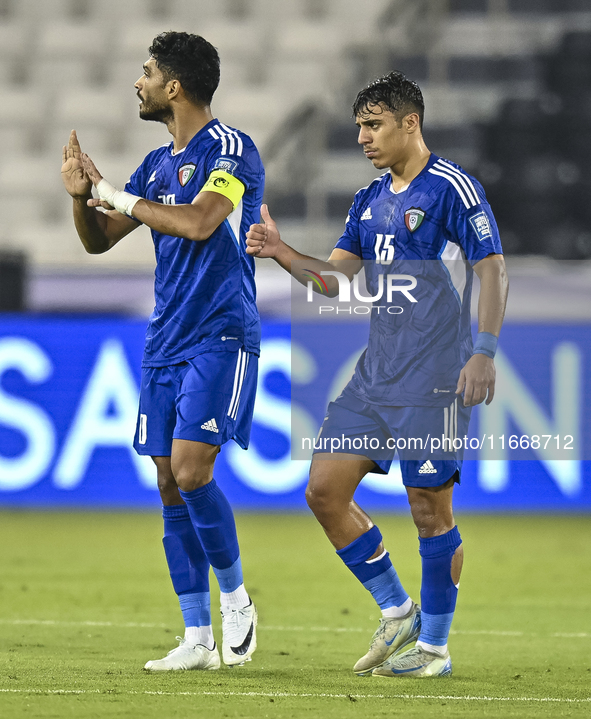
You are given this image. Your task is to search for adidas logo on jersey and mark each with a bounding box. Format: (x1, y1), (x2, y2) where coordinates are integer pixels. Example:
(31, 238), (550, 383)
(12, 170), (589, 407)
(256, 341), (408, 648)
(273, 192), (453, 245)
(361, 206), (372, 220)
(201, 418), (219, 433)
(418, 460), (437, 474)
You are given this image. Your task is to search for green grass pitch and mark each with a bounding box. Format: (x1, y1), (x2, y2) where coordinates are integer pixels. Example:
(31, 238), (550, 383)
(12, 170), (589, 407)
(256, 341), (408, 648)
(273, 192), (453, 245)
(1, 510), (590, 718)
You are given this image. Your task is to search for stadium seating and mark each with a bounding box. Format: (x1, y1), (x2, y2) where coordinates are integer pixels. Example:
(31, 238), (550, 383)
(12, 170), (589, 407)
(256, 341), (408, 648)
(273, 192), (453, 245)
(0, 0), (590, 271)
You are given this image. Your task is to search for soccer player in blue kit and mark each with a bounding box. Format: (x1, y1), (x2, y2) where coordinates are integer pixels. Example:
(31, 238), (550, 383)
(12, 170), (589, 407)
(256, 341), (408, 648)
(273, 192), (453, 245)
(61, 32), (263, 671)
(247, 72), (508, 677)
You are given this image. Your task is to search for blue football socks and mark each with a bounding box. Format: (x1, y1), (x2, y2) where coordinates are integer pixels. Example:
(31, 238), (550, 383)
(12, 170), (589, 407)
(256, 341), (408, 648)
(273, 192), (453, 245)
(336, 525), (410, 612)
(162, 504), (211, 632)
(417, 525), (462, 649)
(179, 480), (244, 594)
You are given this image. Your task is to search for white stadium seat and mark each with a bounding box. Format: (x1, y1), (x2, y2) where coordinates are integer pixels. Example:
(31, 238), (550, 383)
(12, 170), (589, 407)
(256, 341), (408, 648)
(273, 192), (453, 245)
(0, 22), (27, 58)
(0, 157), (58, 195)
(54, 89), (127, 126)
(38, 21), (108, 58)
(0, 89), (45, 127)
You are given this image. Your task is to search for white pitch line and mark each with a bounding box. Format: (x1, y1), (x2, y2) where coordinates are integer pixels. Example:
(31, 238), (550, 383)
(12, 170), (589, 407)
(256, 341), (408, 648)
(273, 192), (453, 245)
(0, 688), (590, 704)
(0, 619), (168, 629)
(0, 619), (589, 639)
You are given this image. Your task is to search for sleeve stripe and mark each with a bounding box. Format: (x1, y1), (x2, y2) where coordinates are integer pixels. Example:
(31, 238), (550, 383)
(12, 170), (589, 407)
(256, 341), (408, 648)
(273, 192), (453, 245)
(209, 125), (227, 154)
(436, 161), (479, 205)
(220, 122), (244, 156)
(446, 163), (480, 206)
(433, 162), (478, 206)
(428, 167), (474, 209)
(218, 123), (235, 155)
(217, 127), (228, 155)
(213, 122), (244, 157)
(434, 161), (479, 206)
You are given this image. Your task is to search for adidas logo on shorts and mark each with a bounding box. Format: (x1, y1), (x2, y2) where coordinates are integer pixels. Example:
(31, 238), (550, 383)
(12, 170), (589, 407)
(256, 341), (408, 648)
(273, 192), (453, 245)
(201, 418), (219, 433)
(418, 460), (437, 474)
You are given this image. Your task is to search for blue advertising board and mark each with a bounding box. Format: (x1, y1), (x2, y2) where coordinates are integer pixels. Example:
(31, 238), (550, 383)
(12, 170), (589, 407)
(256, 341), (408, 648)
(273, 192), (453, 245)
(0, 315), (589, 511)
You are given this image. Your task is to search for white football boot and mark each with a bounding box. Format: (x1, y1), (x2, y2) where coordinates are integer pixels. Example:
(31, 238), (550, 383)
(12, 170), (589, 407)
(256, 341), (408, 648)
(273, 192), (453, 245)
(353, 603), (421, 675)
(220, 600), (257, 666)
(373, 644), (452, 678)
(144, 637), (220, 671)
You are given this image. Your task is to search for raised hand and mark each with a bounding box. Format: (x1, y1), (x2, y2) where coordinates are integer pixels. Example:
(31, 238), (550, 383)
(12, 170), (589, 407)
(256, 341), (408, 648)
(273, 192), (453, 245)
(246, 204), (281, 258)
(80, 152), (103, 187)
(61, 130), (92, 198)
(80, 153), (115, 210)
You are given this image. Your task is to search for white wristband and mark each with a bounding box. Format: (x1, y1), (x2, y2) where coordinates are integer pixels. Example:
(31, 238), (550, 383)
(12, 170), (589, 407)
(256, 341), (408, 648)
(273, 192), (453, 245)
(96, 178), (140, 217)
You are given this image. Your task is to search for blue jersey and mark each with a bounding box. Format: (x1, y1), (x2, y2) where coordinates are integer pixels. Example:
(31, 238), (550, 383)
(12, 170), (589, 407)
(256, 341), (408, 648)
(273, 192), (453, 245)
(335, 153), (503, 407)
(125, 118), (264, 367)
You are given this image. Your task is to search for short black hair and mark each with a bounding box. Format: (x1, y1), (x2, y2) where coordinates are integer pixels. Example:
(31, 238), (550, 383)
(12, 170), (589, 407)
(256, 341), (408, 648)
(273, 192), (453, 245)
(352, 71), (424, 129)
(148, 31), (220, 106)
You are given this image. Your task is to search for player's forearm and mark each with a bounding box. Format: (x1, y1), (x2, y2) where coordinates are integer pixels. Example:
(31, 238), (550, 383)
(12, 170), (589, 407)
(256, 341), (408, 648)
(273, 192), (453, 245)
(131, 199), (217, 242)
(273, 242), (343, 296)
(475, 255), (509, 336)
(72, 197), (114, 254)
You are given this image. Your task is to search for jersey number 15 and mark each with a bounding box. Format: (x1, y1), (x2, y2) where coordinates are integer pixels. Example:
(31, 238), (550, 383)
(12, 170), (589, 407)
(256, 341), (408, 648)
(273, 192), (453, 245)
(374, 234), (395, 264)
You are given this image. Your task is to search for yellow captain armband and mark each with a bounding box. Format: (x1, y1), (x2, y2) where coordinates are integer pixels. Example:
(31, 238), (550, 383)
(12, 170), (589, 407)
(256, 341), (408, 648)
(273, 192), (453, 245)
(199, 170), (245, 210)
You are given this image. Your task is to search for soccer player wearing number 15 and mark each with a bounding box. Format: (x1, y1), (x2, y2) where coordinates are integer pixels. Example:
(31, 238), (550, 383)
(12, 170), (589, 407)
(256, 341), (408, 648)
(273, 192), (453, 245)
(61, 32), (264, 671)
(247, 72), (508, 678)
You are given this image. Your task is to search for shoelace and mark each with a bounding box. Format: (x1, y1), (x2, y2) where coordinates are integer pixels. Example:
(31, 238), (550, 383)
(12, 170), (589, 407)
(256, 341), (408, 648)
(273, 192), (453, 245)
(166, 636), (186, 655)
(222, 607), (251, 644)
(371, 618), (389, 641)
(371, 616), (401, 644)
(390, 647), (425, 668)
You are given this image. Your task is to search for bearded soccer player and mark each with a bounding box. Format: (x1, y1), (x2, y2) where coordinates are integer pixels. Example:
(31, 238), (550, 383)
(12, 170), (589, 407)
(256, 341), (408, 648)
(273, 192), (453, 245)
(247, 72), (508, 678)
(61, 32), (263, 671)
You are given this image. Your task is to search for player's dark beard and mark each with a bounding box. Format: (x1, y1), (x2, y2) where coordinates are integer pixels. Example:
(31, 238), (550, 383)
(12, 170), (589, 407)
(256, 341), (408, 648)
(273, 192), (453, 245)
(138, 94), (173, 123)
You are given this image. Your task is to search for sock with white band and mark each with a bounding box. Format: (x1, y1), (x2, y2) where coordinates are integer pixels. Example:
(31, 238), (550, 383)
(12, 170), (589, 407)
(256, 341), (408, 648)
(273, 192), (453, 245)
(336, 525), (410, 614)
(162, 504), (213, 646)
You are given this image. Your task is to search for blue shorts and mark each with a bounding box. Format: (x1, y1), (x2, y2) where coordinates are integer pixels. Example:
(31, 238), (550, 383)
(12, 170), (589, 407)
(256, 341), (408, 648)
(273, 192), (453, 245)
(314, 386), (472, 488)
(133, 349), (258, 457)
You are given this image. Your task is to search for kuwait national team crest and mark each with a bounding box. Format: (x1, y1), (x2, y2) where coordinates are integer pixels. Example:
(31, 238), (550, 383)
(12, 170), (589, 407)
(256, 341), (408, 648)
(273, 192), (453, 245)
(404, 207), (425, 232)
(178, 163), (196, 187)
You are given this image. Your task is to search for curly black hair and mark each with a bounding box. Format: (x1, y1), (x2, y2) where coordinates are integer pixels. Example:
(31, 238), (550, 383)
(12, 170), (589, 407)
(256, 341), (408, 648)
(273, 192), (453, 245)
(352, 71), (424, 129)
(149, 31), (220, 106)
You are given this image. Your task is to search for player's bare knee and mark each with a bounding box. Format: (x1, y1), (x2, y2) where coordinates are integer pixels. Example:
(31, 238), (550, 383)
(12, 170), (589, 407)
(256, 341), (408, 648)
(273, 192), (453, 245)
(410, 507), (439, 537)
(305, 478), (347, 519)
(151, 456), (178, 501)
(173, 467), (213, 492)
(305, 483), (329, 516)
(408, 492), (452, 537)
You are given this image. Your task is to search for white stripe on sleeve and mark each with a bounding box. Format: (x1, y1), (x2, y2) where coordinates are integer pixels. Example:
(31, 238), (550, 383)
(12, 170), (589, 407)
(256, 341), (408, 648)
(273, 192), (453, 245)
(428, 167), (472, 209)
(435, 161), (479, 206)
